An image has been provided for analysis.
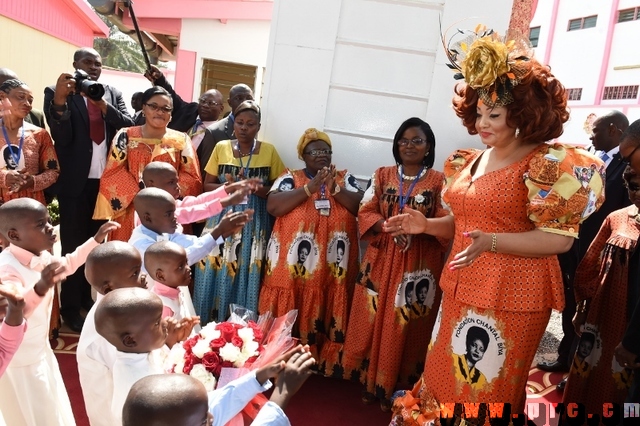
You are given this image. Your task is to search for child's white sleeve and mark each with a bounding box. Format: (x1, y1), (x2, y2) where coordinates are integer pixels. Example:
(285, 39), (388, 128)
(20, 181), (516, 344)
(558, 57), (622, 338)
(250, 401), (290, 426)
(208, 372), (271, 426)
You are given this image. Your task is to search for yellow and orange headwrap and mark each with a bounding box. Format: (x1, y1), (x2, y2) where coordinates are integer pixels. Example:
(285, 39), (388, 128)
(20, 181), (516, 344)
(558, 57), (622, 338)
(297, 128), (332, 160)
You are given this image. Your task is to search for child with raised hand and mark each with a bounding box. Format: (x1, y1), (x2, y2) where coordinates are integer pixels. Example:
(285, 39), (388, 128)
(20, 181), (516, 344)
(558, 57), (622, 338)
(77, 241), (147, 426)
(0, 283), (26, 377)
(129, 187), (253, 274)
(122, 345), (316, 426)
(141, 161), (260, 227)
(0, 197), (119, 426)
(95, 287), (198, 425)
(145, 240), (197, 322)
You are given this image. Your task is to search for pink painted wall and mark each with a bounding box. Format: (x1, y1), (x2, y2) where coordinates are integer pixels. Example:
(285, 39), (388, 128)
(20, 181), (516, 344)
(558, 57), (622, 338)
(131, 0), (273, 20)
(0, 0), (108, 47)
(174, 50), (197, 102)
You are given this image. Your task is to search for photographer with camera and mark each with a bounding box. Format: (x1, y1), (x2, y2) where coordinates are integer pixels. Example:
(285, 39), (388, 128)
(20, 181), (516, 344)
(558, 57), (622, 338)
(43, 47), (134, 333)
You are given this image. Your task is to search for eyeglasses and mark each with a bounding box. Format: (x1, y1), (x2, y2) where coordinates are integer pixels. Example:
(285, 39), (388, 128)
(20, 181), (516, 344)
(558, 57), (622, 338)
(198, 99), (220, 107)
(145, 103), (173, 114)
(304, 149), (332, 157)
(626, 183), (640, 193)
(622, 144), (640, 165)
(398, 138), (427, 147)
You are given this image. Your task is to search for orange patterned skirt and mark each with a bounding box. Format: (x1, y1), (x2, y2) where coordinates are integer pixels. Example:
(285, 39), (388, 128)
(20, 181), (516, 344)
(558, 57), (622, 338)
(392, 294), (550, 423)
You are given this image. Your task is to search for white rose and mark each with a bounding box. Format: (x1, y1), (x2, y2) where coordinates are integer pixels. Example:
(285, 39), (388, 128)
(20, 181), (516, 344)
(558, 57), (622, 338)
(174, 359), (186, 374)
(200, 322), (221, 341)
(242, 340), (260, 357)
(189, 363), (217, 391)
(192, 339), (212, 359)
(219, 342), (242, 363)
(234, 350), (251, 367)
(165, 344), (187, 372)
(237, 327), (255, 343)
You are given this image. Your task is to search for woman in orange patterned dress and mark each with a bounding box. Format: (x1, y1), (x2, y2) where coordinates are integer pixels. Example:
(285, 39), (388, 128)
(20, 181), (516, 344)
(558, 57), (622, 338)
(93, 86), (202, 241)
(259, 128), (363, 362)
(563, 166), (640, 417)
(0, 79), (59, 206)
(324, 118), (448, 412)
(386, 27), (605, 423)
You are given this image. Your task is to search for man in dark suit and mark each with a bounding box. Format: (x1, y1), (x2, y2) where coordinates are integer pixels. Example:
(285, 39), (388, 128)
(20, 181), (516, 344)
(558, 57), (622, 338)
(131, 91), (145, 125)
(0, 68), (46, 128)
(616, 118), (640, 403)
(145, 65), (224, 171)
(540, 111), (631, 389)
(44, 47), (134, 332)
(198, 84), (254, 175)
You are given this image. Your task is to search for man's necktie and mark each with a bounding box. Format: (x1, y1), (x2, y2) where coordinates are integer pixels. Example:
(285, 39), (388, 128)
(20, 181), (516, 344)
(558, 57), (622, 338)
(599, 151), (610, 164)
(87, 101), (105, 144)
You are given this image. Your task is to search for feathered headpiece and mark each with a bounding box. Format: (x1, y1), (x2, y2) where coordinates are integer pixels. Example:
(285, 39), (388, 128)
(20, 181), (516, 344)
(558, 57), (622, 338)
(442, 23), (533, 107)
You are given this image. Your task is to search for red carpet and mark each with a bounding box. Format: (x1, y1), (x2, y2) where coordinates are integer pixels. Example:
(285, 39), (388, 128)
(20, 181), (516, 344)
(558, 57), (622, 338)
(51, 334), (563, 426)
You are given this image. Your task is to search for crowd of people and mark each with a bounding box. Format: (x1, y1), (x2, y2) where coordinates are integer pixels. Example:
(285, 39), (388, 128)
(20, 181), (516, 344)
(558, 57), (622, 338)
(1, 21), (640, 426)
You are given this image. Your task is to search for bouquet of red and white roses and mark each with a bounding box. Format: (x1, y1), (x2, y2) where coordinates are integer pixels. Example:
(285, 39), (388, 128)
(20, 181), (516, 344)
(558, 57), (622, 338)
(165, 305), (298, 392)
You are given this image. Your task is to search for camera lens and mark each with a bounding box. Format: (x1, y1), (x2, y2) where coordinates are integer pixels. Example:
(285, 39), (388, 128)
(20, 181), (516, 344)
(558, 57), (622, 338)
(81, 80), (105, 101)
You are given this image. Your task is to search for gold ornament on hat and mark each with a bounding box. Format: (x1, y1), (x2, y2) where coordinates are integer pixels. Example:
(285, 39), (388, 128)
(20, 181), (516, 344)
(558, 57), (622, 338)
(441, 23), (533, 107)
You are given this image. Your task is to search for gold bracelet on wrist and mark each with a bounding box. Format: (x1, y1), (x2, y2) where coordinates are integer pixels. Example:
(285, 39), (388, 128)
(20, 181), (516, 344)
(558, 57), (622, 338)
(490, 233), (497, 253)
(303, 184), (312, 197)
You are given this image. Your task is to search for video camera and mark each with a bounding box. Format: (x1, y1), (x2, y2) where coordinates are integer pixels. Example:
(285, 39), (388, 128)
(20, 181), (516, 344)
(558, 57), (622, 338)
(73, 69), (105, 101)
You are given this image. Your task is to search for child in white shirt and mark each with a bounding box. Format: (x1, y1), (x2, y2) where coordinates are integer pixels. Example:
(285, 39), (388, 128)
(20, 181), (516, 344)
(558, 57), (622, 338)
(95, 287), (197, 425)
(0, 198), (118, 426)
(77, 241), (146, 426)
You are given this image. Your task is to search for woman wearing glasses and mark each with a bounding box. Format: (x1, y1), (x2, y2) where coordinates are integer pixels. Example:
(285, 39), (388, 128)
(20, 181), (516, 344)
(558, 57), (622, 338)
(193, 100), (285, 324)
(257, 128), (363, 362)
(324, 118), (448, 411)
(562, 165), (640, 415)
(94, 86), (202, 241)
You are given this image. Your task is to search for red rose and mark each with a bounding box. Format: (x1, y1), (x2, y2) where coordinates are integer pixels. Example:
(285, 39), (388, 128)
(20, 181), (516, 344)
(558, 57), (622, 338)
(231, 336), (244, 348)
(202, 351), (222, 377)
(221, 360), (234, 368)
(245, 355), (258, 365)
(183, 354), (201, 374)
(183, 335), (200, 352)
(216, 322), (236, 341)
(248, 321), (264, 342)
(210, 337), (226, 349)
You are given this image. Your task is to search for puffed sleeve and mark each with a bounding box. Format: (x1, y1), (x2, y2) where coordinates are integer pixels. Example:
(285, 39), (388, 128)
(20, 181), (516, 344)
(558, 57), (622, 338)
(269, 169), (295, 193)
(525, 143), (605, 238)
(441, 149), (480, 210)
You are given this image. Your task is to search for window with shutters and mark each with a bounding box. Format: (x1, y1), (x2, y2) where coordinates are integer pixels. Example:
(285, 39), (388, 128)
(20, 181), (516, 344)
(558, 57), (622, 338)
(568, 15), (598, 31)
(618, 7), (639, 22)
(602, 85), (639, 100)
(566, 88), (582, 101)
(529, 27), (540, 47)
(200, 59), (257, 116)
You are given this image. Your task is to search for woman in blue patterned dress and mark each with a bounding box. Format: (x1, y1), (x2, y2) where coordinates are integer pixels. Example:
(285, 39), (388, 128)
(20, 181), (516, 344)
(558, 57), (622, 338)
(193, 101), (285, 323)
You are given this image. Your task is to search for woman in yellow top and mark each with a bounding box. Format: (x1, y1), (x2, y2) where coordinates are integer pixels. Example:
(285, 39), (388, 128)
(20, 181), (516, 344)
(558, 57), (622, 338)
(93, 86), (202, 241)
(193, 101), (285, 324)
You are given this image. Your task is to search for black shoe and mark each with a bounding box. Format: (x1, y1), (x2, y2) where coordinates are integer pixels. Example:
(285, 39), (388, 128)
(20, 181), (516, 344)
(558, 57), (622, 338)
(62, 312), (85, 333)
(537, 360), (569, 372)
(81, 298), (95, 312)
(556, 377), (567, 391)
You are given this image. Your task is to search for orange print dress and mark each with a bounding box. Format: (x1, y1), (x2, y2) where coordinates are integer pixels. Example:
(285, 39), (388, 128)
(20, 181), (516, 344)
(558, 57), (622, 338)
(324, 166), (448, 401)
(93, 126), (202, 241)
(258, 168), (361, 362)
(391, 143), (605, 424)
(0, 122), (59, 205)
(563, 205), (640, 417)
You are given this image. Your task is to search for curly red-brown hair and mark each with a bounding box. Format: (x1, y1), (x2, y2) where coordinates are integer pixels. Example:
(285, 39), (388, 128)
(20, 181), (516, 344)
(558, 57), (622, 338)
(452, 59), (569, 145)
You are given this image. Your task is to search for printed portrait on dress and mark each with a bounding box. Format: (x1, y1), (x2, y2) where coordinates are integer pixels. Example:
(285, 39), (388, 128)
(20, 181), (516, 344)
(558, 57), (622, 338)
(570, 324), (602, 379)
(327, 232), (350, 280)
(1, 145), (25, 171)
(394, 269), (436, 323)
(287, 233), (319, 279)
(450, 310), (507, 390)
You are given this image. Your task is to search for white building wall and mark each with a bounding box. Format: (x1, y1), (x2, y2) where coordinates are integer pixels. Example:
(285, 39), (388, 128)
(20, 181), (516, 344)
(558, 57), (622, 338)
(260, 0), (514, 179)
(531, 0), (640, 145)
(179, 19), (271, 100)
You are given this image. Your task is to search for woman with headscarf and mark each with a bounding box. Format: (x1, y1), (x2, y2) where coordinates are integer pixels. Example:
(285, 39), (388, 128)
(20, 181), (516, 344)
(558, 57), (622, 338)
(93, 86), (202, 241)
(194, 100), (285, 324)
(324, 117), (448, 412)
(0, 79), (59, 206)
(258, 128), (363, 361)
(387, 26), (604, 423)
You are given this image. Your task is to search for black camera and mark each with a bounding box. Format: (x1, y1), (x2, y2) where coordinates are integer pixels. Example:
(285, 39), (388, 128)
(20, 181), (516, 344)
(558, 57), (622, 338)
(73, 69), (105, 101)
